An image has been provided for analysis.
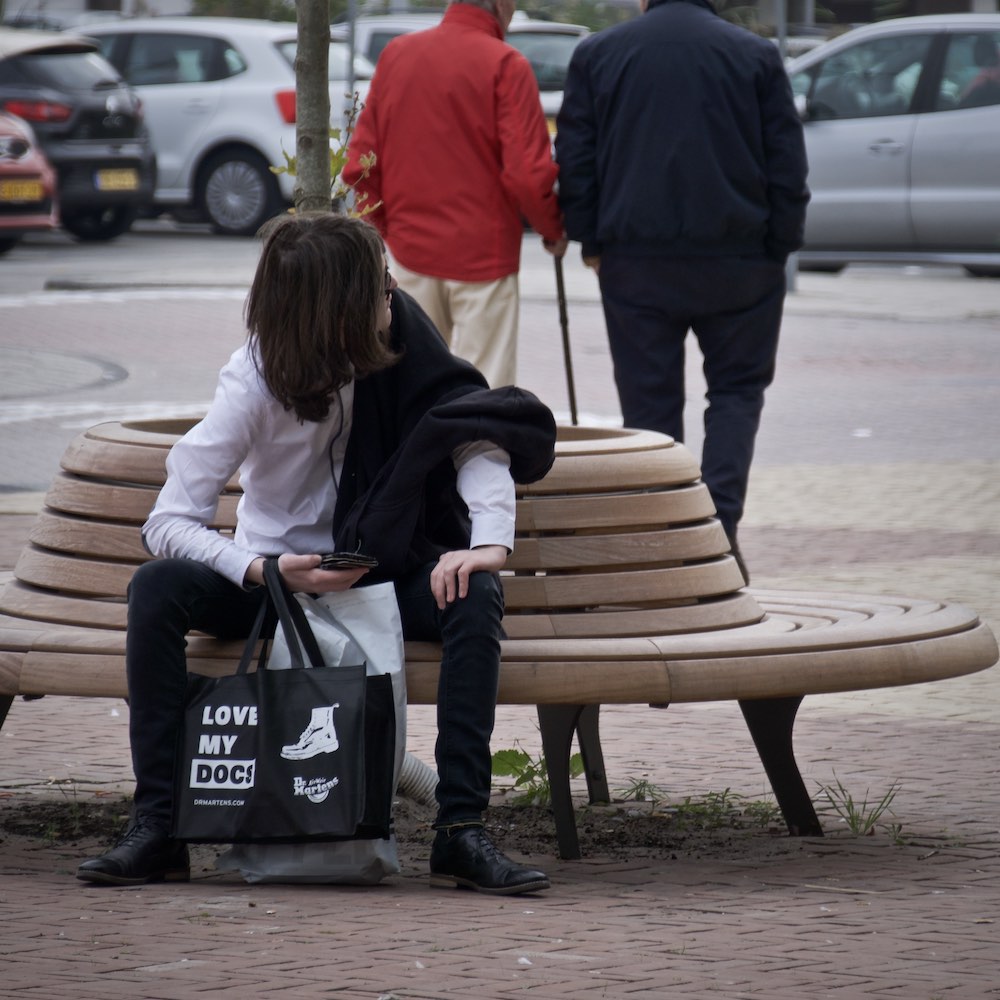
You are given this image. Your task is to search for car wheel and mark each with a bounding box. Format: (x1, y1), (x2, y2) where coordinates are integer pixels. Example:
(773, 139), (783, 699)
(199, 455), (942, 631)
(0, 235), (21, 255)
(61, 206), (138, 242)
(199, 150), (282, 237)
(964, 265), (1000, 279)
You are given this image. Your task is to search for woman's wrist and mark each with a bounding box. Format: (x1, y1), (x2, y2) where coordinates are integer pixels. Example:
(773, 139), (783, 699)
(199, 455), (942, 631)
(243, 556), (266, 588)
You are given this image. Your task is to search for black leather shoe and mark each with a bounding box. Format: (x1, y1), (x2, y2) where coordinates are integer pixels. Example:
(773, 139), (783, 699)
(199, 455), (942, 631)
(429, 826), (550, 895)
(77, 819), (190, 886)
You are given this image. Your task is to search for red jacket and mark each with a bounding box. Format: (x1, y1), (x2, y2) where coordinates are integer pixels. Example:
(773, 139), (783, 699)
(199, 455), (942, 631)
(343, 4), (563, 282)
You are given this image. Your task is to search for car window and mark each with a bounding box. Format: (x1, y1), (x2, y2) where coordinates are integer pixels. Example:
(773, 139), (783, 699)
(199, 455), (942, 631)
(792, 33), (934, 120)
(276, 41), (374, 81)
(123, 33), (245, 86)
(3, 50), (121, 90)
(367, 30), (406, 64)
(506, 32), (584, 92)
(936, 31), (1000, 110)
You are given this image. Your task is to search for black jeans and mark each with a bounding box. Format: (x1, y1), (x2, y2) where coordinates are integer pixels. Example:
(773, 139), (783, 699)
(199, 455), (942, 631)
(598, 252), (786, 539)
(126, 557), (503, 831)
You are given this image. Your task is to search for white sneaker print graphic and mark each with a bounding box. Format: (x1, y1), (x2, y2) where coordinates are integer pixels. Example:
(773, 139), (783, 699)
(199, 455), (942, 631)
(280, 704), (340, 760)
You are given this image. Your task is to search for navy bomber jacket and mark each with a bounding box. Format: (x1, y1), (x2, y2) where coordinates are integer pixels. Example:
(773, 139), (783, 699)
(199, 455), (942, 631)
(555, 0), (810, 262)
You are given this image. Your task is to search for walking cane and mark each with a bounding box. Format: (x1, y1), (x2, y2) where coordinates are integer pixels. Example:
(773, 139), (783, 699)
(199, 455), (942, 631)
(554, 256), (579, 426)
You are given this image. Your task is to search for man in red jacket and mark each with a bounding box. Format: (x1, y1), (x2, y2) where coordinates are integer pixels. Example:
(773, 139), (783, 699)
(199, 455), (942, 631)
(343, 0), (567, 389)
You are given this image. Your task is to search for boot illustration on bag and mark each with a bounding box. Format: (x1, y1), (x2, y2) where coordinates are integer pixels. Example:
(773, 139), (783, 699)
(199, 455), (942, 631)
(280, 704), (340, 760)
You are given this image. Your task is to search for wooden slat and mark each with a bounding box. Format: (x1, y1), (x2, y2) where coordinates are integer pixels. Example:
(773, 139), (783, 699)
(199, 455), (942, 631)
(82, 418), (201, 446)
(515, 484), (716, 532)
(61, 435), (171, 485)
(506, 522), (727, 572)
(30, 511), (149, 561)
(522, 442), (701, 495)
(0, 584), (127, 629)
(662, 623), (1000, 703)
(501, 592), (764, 639)
(14, 548), (133, 598)
(549, 427), (673, 452)
(43, 474), (240, 527)
(501, 558), (746, 609)
(44, 474), (161, 522)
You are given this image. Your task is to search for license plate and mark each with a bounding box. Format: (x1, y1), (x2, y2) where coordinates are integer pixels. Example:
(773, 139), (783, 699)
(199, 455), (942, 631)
(0, 179), (44, 201)
(546, 117), (558, 138)
(95, 168), (139, 192)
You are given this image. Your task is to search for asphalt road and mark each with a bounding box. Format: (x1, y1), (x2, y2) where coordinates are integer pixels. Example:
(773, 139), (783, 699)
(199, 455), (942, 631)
(2, 220), (998, 496)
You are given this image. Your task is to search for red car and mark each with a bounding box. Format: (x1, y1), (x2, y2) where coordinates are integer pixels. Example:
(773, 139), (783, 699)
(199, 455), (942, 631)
(0, 109), (57, 254)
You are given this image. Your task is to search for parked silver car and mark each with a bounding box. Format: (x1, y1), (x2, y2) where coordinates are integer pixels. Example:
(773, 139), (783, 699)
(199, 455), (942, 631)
(787, 14), (1000, 276)
(84, 18), (374, 236)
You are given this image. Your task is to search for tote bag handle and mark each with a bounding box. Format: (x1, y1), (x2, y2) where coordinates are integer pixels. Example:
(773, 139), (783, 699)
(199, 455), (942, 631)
(234, 558), (327, 675)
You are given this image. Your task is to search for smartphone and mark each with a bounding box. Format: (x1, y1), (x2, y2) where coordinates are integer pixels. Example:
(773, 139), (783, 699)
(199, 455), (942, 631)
(319, 551), (379, 570)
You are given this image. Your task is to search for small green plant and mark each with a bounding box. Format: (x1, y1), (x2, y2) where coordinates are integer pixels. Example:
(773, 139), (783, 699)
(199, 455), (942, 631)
(43, 782), (82, 841)
(741, 796), (783, 829)
(491, 741), (583, 806)
(816, 774), (901, 836)
(662, 788), (782, 832)
(271, 93), (381, 217)
(885, 822), (906, 845)
(616, 776), (667, 806)
(669, 787), (745, 830)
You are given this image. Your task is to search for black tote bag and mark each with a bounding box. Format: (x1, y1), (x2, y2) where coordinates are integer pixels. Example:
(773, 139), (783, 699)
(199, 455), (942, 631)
(171, 559), (396, 844)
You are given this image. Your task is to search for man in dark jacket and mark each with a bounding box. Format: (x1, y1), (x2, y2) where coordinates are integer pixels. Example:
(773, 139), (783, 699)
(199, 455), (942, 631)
(555, 0), (809, 579)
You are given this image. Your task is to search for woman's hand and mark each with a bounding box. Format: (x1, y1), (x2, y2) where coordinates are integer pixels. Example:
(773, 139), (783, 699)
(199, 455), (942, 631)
(244, 554), (368, 593)
(430, 545), (507, 610)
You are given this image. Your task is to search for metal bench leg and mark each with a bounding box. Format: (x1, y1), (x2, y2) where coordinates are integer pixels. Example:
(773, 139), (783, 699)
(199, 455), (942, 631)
(739, 696), (823, 836)
(537, 704), (584, 860)
(575, 704), (610, 804)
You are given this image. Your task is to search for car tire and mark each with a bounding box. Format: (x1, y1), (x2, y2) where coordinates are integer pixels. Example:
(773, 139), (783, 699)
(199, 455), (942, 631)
(0, 236), (21, 255)
(964, 265), (1000, 279)
(199, 150), (283, 237)
(61, 206), (138, 242)
(797, 262), (847, 275)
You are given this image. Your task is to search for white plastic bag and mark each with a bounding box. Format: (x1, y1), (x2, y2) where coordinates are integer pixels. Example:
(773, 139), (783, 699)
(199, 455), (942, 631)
(216, 582), (408, 884)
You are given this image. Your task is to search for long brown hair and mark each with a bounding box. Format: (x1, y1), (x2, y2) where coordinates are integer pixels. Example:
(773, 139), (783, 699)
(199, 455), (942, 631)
(245, 213), (399, 422)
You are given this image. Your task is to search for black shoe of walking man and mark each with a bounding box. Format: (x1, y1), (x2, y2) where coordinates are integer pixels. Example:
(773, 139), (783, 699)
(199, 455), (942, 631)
(429, 824), (550, 895)
(77, 816), (190, 886)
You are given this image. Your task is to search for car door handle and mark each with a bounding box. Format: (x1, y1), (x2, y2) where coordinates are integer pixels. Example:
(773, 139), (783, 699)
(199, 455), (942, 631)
(183, 100), (211, 115)
(868, 139), (905, 155)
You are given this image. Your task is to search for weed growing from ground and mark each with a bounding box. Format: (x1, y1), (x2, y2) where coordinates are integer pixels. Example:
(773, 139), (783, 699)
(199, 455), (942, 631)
(816, 773), (902, 837)
(491, 741), (584, 806)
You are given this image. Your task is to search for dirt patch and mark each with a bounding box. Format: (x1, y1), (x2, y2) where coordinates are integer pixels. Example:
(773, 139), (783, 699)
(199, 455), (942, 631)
(0, 790), (804, 867)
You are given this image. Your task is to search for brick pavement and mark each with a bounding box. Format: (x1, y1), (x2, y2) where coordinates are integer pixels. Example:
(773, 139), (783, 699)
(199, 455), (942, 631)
(2, 248), (999, 997)
(3, 470), (999, 998)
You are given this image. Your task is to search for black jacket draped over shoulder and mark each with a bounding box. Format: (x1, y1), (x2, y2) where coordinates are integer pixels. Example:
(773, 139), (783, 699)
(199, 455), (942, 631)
(332, 289), (557, 579)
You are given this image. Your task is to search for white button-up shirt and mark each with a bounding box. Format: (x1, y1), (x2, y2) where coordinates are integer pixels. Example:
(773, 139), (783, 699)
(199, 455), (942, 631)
(143, 345), (515, 587)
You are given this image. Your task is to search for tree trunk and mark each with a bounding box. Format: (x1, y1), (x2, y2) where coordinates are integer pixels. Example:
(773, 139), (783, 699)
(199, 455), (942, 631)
(295, 0), (332, 214)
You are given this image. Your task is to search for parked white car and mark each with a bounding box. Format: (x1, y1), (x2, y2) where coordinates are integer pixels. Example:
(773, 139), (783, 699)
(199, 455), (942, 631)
(787, 14), (1000, 276)
(84, 18), (374, 236)
(331, 13), (588, 127)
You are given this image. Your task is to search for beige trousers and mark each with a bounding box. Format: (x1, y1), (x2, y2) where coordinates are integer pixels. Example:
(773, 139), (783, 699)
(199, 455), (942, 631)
(392, 262), (519, 389)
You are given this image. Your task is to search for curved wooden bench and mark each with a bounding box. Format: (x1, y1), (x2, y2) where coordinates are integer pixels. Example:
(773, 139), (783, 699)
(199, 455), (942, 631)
(1, 420), (996, 859)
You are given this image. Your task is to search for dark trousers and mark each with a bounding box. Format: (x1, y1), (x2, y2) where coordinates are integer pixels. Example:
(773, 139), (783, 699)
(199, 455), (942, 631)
(598, 252), (786, 538)
(126, 558), (503, 832)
